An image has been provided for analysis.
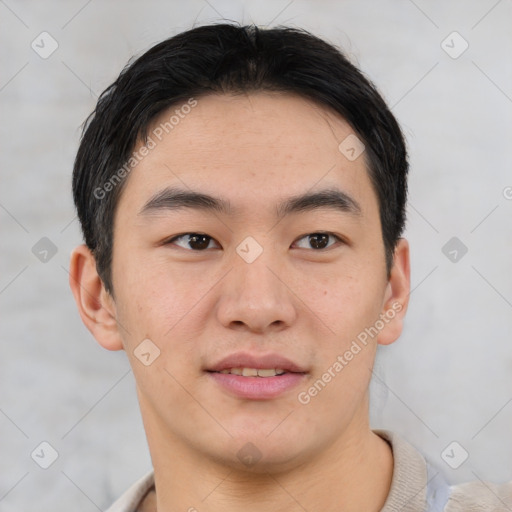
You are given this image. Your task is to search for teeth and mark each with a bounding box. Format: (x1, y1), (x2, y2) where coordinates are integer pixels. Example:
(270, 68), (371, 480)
(218, 368), (287, 377)
(242, 368), (258, 377)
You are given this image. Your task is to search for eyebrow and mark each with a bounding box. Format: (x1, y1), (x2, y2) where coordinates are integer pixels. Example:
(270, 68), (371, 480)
(138, 186), (362, 219)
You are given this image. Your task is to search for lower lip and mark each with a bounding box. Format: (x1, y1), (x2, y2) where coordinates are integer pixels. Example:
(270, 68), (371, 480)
(207, 372), (307, 400)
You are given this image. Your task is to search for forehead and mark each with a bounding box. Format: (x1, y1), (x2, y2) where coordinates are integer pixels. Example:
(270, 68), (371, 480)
(118, 92), (377, 219)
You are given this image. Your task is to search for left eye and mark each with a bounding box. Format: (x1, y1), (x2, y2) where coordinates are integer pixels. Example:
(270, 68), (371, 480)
(293, 232), (342, 250)
(168, 233), (219, 250)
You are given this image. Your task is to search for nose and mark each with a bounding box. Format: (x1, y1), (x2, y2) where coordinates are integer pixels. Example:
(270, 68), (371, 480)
(216, 251), (297, 334)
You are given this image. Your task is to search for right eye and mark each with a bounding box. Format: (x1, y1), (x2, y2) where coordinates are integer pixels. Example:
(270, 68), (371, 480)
(166, 233), (220, 251)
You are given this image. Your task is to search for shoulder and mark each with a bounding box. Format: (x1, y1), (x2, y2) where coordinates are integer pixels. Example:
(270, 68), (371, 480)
(445, 480), (512, 512)
(105, 470), (155, 512)
(374, 429), (512, 512)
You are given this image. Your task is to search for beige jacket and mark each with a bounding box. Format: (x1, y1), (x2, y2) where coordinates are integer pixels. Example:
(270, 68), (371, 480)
(106, 429), (512, 511)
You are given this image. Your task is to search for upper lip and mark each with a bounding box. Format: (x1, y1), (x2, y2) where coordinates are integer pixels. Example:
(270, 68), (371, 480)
(206, 352), (307, 373)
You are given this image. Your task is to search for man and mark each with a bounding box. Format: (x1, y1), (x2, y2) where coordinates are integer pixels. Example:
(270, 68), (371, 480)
(69, 23), (511, 511)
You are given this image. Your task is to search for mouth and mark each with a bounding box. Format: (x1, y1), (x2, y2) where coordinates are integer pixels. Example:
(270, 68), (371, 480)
(208, 367), (292, 377)
(206, 351), (308, 374)
(205, 352), (308, 400)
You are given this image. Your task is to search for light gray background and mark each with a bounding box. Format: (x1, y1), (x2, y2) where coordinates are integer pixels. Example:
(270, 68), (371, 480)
(1, 0), (511, 510)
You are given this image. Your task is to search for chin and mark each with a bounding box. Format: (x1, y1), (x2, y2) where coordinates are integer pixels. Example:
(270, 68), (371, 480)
(204, 434), (315, 475)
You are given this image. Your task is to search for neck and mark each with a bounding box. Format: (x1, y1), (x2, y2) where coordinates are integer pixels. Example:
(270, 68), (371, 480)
(141, 399), (393, 512)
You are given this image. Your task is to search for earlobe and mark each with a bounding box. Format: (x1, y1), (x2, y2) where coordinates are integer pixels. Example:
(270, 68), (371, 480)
(377, 238), (411, 346)
(69, 244), (124, 351)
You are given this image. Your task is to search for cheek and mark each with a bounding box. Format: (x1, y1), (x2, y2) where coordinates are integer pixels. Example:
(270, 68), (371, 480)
(113, 271), (174, 355)
(298, 275), (381, 412)
(292, 263), (384, 341)
(114, 255), (218, 370)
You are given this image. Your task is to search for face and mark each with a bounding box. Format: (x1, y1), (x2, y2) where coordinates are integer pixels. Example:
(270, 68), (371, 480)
(107, 92), (403, 472)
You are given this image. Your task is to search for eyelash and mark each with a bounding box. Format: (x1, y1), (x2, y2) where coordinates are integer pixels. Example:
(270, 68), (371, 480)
(165, 232), (345, 251)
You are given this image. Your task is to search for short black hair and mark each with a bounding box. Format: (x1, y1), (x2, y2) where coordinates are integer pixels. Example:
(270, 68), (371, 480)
(73, 23), (408, 296)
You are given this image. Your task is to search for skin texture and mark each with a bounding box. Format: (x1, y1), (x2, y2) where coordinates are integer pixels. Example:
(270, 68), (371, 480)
(70, 92), (410, 512)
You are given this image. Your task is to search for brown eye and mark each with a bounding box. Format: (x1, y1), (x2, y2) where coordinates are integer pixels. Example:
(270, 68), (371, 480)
(308, 233), (329, 249)
(168, 233), (218, 250)
(293, 232), (341, 250)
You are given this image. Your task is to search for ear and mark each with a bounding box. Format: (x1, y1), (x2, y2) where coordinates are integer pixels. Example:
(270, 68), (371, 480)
(377, 238), (410, 346)
(69, 244), (124, 351)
